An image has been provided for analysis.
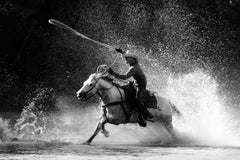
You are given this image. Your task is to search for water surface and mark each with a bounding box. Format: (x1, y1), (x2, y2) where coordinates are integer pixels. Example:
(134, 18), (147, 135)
(1, 141), (240, 160)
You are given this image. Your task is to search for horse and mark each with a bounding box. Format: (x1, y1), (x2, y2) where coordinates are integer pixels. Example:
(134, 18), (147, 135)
(76, 73), (181, 145)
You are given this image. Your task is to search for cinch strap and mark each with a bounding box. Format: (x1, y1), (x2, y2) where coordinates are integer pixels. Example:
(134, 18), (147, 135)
(102, 100), (131, 123)
(102, 101), (125, 108)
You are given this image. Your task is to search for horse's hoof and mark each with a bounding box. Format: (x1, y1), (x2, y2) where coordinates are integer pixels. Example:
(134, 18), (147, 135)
(104, 133), (109, 137)
(146, 117), (155, 122)
(82, 141), (91, 145)
(11, 138), (19, 141)
(101, 130), (109, 137)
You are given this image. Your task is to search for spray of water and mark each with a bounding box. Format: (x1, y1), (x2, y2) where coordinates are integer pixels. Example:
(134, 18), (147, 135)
(2, 1), (240, 147)
(10, 44), (240, 146)
(2, 57), (239, 147)
(166, 69), (240, 146)
(23, 67), (238, 147)
(49, 96), (172, 145)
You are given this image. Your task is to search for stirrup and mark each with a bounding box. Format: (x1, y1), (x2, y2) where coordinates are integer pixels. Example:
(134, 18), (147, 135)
(138, 120), (147, 127)
(146, 117), (154, 122)
(138, 115), (147, 127)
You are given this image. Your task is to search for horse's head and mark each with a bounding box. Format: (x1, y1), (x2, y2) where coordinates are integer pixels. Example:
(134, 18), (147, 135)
(76, 73), (113, 101)
(76, 73), (100, 101)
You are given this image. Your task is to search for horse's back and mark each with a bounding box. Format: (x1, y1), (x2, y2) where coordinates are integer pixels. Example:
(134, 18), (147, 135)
(119, 85), (172, 116)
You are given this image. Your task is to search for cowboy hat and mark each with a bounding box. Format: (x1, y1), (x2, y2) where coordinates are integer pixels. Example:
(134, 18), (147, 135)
(123, 50), (138, 60)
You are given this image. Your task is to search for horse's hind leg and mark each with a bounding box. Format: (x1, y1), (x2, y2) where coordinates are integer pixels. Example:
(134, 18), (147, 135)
(166, 123), (174, 137)
(164, 116), (175, 139)
(83, 121), (102, 145)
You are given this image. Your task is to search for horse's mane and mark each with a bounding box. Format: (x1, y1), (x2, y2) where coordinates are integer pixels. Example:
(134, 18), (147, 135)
(101, 76), (114, 83)
(90, 73), (114, 84)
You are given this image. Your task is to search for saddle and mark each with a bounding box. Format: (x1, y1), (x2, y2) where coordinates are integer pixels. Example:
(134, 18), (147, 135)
(121, 82), (157, 109)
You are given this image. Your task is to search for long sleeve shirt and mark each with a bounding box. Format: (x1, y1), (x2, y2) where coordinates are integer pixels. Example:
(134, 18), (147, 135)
(112, 63), (147, 89)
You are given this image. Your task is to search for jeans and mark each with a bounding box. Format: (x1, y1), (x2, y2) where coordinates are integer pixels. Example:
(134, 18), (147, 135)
(136, 87), (152, 119)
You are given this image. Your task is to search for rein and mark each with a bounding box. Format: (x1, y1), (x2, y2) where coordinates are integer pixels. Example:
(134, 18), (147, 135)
(83, 76), (131, 123)
(83, 77), (114, 101)
(100, 79), (131, 123)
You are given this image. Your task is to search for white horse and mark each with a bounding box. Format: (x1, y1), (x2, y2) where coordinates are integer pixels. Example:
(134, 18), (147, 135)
(76, 73), (181, 144)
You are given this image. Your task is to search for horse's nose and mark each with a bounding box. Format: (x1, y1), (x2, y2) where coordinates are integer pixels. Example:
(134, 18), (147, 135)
(76, 91), (84, 99)
(76, 91), (81, 98)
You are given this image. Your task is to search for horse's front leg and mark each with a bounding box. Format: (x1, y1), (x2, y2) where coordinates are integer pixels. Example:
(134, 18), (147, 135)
(101, 121), (109, 137)
(99, 111), (109, 137)
(83, 121), (103, 145)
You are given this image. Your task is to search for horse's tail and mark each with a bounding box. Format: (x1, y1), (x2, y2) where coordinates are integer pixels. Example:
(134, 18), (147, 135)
(169, 101), (182, 117)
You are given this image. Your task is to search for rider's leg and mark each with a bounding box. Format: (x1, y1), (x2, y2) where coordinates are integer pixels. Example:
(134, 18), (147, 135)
(137, 109), (147, 127)
(136, 87), (153, 127)
(136, 87), (153, 120)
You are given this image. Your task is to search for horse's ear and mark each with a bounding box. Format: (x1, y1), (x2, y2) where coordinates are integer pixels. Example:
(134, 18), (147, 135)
(90, 73), (97, 79)
(95, 73), (102, 79)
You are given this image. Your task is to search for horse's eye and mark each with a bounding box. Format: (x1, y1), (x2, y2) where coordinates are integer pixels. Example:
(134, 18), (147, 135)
(89, 83), (93, 86)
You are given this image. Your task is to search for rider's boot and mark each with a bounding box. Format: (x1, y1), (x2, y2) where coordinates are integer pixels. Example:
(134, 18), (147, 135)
(141, 108), (154, 122)
(137, 99), (154, 122)
(145, 112), (154, 122)
(138, 113), (147, 127)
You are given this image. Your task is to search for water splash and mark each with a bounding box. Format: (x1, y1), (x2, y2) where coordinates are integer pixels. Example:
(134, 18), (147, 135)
(51, 97), (172, 145)
(2, 0), (239, 148)
(42, 68), (240, 147)
(6, 68), (240, 147)
(0, 117), (14, 142)
(166, 69), (240, 146)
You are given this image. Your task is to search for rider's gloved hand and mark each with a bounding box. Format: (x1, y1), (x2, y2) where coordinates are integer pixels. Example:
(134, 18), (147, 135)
(115, 48), (124, 54)
(108, 68), (114, 74)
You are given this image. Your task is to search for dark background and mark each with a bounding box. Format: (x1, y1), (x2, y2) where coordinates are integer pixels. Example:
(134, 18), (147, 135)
(1, 0), (240, 113)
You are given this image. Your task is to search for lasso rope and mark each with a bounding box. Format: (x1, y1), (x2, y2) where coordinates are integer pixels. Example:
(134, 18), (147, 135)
(96, 55), (128, 84)
(97, 55), (119, 74)
(107, 55), (120, 70)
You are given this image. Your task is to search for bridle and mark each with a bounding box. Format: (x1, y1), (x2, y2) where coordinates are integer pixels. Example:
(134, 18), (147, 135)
(82, 77), (114, 101)
(81, 76), (130, 123)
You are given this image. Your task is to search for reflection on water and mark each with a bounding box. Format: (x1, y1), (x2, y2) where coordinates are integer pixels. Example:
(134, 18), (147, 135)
(0, 142), (240, 160)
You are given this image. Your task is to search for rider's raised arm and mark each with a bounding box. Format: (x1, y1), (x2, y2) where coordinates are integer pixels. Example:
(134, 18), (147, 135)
(115, 48), (126, 55)
(112, 67), (135, 80)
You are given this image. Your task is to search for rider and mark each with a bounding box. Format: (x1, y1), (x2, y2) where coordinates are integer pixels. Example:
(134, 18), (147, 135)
(108, 49), (154, 127)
